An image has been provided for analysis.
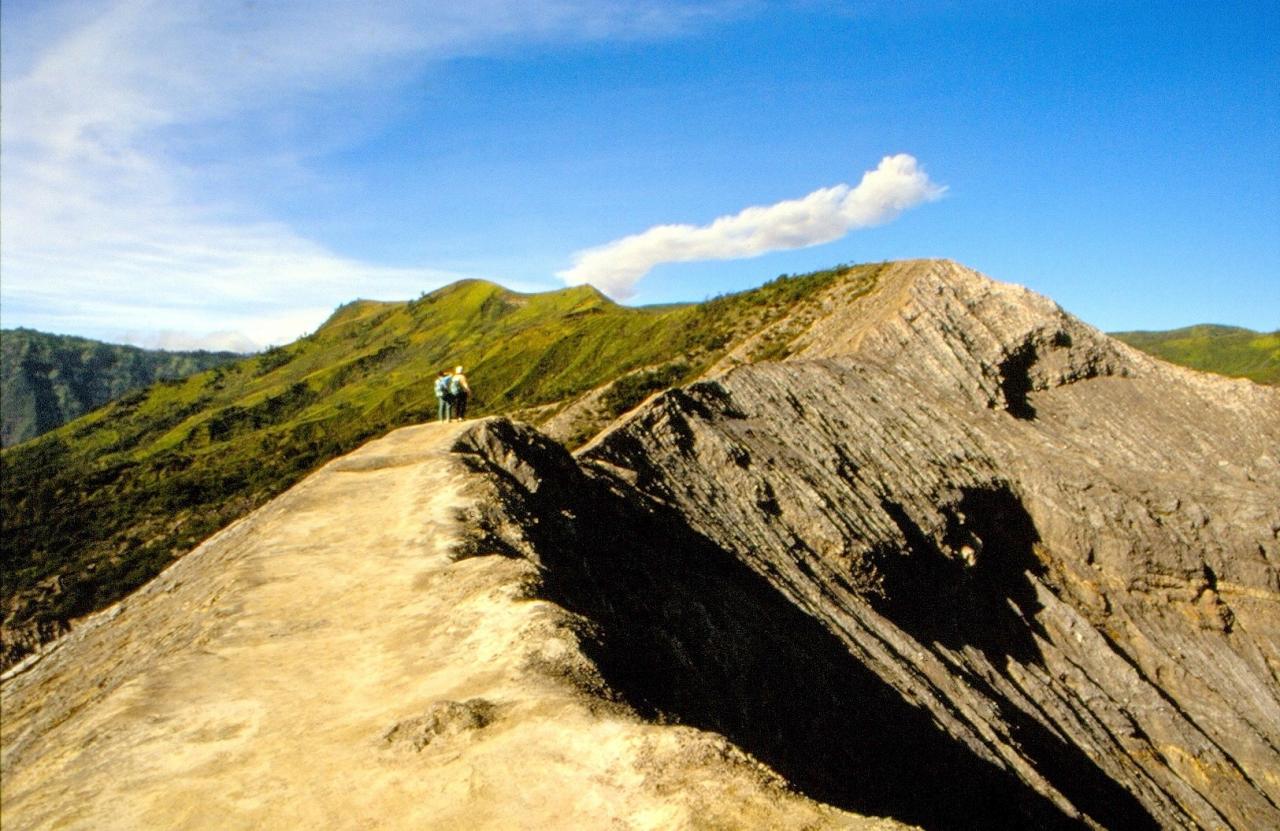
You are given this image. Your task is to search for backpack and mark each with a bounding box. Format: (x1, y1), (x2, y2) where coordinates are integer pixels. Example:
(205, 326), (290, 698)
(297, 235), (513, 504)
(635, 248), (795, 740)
(449, 374), (466, 395)
(434, 376), (451, 398)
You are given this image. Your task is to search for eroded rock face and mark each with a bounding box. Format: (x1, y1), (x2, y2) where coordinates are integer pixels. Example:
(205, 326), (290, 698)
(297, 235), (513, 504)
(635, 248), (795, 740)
(569, 261), (1280, 828)
(449, 262), (1278, 828)
(454, 419), (1099, 829)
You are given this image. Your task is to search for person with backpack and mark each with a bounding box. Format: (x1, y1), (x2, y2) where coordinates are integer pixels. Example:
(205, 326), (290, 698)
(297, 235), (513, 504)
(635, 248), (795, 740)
(434, 370), (454, 422)
(449, 365), (471, 420)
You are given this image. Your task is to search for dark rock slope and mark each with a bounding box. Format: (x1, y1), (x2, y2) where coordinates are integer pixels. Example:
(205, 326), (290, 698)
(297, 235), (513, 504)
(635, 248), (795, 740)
(458, 261), (1280, 828)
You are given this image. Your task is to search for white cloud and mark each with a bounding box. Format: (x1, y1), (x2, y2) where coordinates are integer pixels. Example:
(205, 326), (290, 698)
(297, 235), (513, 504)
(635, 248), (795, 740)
(0, 0), (745, 346)
(557, 154), (946, 298)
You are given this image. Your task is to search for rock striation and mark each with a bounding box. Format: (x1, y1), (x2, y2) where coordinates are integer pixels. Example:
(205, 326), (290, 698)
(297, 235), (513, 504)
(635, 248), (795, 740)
(3, 260), (1277, 829)
(572, 261), (1280, 828)
(456, 261), (1280, 827)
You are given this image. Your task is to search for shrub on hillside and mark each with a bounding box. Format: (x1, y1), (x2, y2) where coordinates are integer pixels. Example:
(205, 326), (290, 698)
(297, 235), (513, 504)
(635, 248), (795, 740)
(602, 362), (690, 417)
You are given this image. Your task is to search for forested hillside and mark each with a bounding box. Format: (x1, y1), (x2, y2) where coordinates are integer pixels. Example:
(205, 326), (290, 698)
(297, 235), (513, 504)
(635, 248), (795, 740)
(1, 329), (240, 447)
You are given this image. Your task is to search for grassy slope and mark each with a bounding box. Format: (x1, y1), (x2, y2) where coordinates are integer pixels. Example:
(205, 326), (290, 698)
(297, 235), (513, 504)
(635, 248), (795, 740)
(1111, 325), (1280, 385)
(1, 266), (876, 659)
(1, 329), (240, 447)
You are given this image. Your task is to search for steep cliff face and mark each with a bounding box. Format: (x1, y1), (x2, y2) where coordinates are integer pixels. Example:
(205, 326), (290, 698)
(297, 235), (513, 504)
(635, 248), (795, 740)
(4, 260), (1276, 829)
(574, 261), (1280, 828)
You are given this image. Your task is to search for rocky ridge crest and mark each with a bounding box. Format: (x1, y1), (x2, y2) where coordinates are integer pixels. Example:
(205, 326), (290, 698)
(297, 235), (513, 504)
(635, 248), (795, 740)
(572, 260), (1280, 827)
(4, 260), (1277, 829)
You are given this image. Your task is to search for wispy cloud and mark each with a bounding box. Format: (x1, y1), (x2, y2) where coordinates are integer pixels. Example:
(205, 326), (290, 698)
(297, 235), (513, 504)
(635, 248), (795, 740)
(558, 154), (946, 298)
(1, 0), (744, 348)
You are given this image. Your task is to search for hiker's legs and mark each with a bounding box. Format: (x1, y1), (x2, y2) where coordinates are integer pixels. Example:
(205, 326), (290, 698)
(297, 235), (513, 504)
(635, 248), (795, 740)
(438, 398), (452, 422)
(454, 394), (467, 420)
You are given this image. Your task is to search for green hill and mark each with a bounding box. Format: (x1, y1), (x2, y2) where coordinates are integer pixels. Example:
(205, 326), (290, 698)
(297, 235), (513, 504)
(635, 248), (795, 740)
(1110, 325), (1279, 385)
(1, 329), (241, 448)
(1, 266), (879, 666)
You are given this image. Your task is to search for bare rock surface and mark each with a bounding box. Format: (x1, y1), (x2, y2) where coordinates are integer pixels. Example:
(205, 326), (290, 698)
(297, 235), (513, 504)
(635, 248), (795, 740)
(576, 260), (1280, 829)
(1, 423), (898, 830)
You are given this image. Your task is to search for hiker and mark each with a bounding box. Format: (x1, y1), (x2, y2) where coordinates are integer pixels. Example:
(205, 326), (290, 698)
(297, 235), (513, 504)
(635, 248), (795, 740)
(434, 370), (453, 422)
(450, 365), (471, 421)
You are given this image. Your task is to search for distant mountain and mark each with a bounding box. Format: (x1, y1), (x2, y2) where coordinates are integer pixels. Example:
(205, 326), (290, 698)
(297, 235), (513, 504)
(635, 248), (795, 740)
(0, 266), (875, 666)
(1, 329), (241, 447)
(1111, 324), (1279, 385)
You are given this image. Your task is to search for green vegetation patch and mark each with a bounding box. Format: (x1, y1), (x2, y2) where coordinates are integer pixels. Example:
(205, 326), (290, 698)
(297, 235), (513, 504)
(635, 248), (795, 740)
(1, 329), (240, 448)
(602, 361), (692, 418)
(1111, 324), (1280, 385)
(1, 264), (881, 665)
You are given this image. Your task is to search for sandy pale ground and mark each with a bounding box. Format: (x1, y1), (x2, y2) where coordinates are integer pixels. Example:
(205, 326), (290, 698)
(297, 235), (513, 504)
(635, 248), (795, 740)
(2, 422), (904, 830)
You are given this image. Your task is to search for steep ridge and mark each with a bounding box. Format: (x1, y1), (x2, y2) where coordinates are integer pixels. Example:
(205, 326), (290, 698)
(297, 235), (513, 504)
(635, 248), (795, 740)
(4, 262), (1266, 671)
(1, 266), (869, 669)
(1, 422), (901, 830)
(454, 420), (1096, 829)
(5, 260), (1277, 829)
(572, 261), (1280, 828)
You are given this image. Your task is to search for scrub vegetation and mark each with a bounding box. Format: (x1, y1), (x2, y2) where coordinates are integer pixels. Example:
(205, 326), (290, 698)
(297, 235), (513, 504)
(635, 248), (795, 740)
(1111, 324), (1279, 385)
(1, 264), (874, 660)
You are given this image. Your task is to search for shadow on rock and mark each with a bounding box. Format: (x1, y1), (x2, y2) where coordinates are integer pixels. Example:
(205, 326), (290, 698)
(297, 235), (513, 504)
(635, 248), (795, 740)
(451, 420), (1158, 830)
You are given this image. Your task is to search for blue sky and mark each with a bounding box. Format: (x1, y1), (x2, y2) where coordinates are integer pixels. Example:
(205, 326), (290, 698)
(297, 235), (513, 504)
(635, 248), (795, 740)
(2, 1), (1276, 350)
